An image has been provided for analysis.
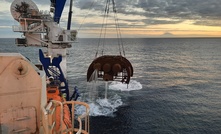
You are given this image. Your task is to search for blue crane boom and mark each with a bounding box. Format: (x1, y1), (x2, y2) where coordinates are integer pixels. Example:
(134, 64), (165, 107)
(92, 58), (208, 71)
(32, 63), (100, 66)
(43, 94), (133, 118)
(52, 0), (67, 23)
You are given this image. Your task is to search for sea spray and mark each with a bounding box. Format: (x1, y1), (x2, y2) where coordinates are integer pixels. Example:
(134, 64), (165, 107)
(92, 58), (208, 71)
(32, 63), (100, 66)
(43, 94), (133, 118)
(82, 69), (142, 116)
(87, 69), (99, 102)
(105, 81), (108, 99)
(109, 80), (142, 91)
(75, 94), (122, 116)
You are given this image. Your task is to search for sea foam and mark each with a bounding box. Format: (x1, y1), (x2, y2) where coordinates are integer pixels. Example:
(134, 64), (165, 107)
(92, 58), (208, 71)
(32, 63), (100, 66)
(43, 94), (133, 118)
(76, 94), (122, 116)
(109, 80), (142, 91)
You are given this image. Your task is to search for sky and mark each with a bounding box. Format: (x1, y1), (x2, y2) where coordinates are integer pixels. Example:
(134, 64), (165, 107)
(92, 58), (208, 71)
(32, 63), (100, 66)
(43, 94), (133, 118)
(1, 0), (221, 38)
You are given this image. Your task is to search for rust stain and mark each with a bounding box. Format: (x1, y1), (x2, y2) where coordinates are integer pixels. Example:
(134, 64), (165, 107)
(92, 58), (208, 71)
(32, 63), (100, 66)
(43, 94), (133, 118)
(87, 55), (133, 84)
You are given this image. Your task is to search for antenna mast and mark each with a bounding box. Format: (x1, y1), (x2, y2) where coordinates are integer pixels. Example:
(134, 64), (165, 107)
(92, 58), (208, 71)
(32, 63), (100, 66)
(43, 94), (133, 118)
(67, 0), (73, 30)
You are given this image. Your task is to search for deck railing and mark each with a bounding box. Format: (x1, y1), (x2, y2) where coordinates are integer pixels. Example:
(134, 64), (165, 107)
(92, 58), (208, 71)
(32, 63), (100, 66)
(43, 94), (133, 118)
(42, 100), (90, 134)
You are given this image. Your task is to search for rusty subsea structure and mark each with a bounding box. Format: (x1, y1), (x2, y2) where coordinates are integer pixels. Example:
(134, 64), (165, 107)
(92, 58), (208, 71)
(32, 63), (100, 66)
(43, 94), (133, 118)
(87, 55), (133, 84)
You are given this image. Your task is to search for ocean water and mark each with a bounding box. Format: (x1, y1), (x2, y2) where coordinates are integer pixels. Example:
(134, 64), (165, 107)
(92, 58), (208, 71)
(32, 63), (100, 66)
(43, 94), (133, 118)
(1, 38), (221, 134)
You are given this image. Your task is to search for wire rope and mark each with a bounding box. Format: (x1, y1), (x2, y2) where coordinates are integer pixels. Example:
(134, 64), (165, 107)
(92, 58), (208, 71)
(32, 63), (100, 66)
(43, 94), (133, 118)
(77, 0), (96, 32)
(96, 0), (126, 57)
(112, 0), (125, 56)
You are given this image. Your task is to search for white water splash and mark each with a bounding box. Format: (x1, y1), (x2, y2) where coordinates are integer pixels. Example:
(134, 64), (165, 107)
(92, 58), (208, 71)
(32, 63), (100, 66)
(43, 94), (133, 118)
(76, 94), (123, 116)
(79, 76), (142, 116)
(109, 80), (142, 91)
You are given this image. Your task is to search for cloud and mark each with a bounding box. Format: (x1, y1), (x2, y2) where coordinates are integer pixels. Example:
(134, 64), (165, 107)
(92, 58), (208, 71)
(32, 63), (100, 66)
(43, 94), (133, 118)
(142, 18), (183, 25)
(1, 0), (221, 38)
(5, 0), (221, 27)
(194, 20), (221, 26)
(74, 0), (221, 27)
(74, 0), (104, 10)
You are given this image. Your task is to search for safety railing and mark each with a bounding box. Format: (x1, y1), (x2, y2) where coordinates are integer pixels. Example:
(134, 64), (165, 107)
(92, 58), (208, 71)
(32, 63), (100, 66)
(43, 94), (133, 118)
(12, 25), (23, 32)
(12, 18), (45, 33)
(42, 100), (90, 134)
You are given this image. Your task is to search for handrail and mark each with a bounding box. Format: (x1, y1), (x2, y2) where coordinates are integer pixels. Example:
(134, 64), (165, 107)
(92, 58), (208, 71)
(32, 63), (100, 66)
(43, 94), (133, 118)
(77, 113), (89, 134)
(42, 100), (90, 134)
(51, 100), (64, 132)
(25, 33), (49, 47)
(63, 101), (90, 134)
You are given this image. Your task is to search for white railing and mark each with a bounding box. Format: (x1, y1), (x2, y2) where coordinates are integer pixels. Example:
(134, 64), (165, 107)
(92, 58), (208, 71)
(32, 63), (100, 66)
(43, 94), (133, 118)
(12, 25), (23, 32)
(42, 100), (90, 134)
(12, 18), (45, 33)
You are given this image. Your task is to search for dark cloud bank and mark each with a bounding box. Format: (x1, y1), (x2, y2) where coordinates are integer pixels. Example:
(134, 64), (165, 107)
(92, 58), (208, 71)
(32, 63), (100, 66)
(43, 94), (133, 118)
(74, 0), (221, 27)
(5, 0), (221, 28)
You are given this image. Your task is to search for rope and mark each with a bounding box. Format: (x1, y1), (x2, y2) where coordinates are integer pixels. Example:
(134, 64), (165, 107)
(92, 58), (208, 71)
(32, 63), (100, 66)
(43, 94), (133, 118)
(96, 0), (110, 57)
(112, 0), (126, 56)
(102, 0), (111, 55)
(77, 0), (96, 32)
(96, 0), (126, 57)
(96, 0), (108, 58)
(76, 0), (126, 58)
(113, 11), (121, 55)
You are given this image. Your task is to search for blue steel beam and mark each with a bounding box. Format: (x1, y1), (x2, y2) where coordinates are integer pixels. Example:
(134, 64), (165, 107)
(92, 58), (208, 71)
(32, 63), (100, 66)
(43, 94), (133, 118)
(54, 0), (67, 23)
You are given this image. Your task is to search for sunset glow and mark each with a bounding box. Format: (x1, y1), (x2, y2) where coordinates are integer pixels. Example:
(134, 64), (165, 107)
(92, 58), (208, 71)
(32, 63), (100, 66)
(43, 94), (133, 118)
(1, 0), (221, 38)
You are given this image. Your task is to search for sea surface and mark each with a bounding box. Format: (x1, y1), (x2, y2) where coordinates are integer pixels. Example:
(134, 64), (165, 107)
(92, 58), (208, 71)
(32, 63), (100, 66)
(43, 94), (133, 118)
(1, 38), (221, 134)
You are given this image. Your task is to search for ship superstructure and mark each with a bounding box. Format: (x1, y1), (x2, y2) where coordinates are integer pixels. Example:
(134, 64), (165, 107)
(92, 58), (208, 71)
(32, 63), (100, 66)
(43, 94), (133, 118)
(0, 0), (90, 133)
(10, 0), (76, 101)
